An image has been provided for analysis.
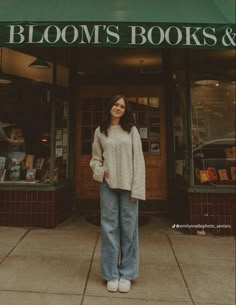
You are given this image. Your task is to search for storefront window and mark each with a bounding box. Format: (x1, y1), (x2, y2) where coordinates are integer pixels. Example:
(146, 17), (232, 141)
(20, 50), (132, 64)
(0, 81), (70, 185)
(174, 84), (189, 183)
(0, 82), (52, 184)
(190, 50), (236, 186)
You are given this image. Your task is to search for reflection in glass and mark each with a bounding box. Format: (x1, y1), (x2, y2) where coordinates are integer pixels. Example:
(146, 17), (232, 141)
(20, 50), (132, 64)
(81, 142), (91, 154)
(82, 112), (91, 125)
(141, 141), (149, 153)
(191, 82), (236, 185)
(94, 112), (103, 126)
(150, 112), (160, 126)
(128, 97), (137, 103)
(82, 127), (91, 140)
(138, 104), (149, 111)
(81, 100), (92, 111)
(150, 142), (160, 154)
(139, 127), (148, 139)
(138, 97), (148, 105)
(93, 99), (104, 111)
(138, 112), (149, 125)
(149, 97), (159, 108)
(150, 126), (160, 139)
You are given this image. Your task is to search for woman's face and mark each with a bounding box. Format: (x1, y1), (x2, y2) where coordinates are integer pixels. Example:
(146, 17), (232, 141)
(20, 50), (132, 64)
(110, 97), (126, 120)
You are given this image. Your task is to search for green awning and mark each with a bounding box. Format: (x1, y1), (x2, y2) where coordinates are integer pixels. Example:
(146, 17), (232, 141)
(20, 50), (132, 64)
(0, 0), (235, 48)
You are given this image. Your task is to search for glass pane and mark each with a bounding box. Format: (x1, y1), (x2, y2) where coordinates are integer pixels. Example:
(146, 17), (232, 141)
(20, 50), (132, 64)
(149, 97), (160, 108)
(138, 104), (149, 111)
(82, 112), (92, 125)
(150, 142), (160, 154)
(129, 97), (138, 111)
(141, 141), (149, 154)
(138, 97), (148, 105)
(93, 98), (104, 111)
(139, 127), (148, 139)
(93, 112), (103, 126)
(189, 49), (236, 186)
(150, 126), (160, 139)
(150, 111), (160, 125)
(138, 112), (149, 125)
(128, 97), (137, 103)
(81, 141), (91, 155)
(81, 99), (92, 111)
(0, 83), (52, 185)
(82, 127), (92, 140)
(192, 82), (236, 186)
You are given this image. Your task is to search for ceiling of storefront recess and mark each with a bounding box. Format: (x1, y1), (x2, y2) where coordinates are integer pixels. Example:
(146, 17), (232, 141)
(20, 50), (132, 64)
(15, 47), (235, 83)
(17, 48), (236, 80)
(11, 48), (164, 83)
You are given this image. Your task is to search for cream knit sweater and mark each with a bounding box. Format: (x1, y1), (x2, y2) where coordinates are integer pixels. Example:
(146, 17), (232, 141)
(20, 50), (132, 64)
(90, 125), (146, 200)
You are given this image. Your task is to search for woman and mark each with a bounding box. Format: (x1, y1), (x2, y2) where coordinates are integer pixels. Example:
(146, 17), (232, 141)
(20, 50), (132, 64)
(90, 95), (146, 293)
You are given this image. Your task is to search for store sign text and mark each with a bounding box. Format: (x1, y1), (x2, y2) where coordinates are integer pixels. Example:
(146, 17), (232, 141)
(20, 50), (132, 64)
(5, 24), (236, 47)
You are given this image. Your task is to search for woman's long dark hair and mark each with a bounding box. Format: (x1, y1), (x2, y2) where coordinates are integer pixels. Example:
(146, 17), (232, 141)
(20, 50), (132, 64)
(100, 95), (135, 136)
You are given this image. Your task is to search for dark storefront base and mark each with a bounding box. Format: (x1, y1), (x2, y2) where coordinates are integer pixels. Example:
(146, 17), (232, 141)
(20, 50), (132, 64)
(173, 187), (236, 236)
(0, 185), (72, 227)
(189, 192), (235, 236)
(0, 185), (234, 234)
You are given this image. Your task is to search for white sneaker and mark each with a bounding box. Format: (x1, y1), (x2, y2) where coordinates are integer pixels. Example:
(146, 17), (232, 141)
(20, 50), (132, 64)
(118, 278), (131, 292)
(107, 279), (119, 292)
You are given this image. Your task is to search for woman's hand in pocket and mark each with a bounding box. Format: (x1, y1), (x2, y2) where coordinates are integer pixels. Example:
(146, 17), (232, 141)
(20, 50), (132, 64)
(104, 171), (109, 179)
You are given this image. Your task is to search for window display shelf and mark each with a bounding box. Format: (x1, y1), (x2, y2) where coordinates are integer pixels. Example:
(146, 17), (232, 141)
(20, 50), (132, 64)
(0, 180), (41, 184)
(176, 183), (236, 193)
(0, 179), (71, 191)
(194, 157), (236, 185)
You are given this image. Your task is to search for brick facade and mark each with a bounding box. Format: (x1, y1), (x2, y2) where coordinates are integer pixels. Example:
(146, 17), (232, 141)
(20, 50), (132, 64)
(0, 186), (72, 227)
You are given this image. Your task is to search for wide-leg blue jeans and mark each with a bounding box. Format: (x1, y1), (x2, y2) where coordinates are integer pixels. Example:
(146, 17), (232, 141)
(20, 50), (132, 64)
(100, 180), (139, 281)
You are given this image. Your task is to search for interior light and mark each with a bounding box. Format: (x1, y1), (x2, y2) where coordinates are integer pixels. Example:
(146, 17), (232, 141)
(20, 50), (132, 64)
(194, 73), (219, 86)
(28, 57), (50, 69)
(78, 71), (86, 75)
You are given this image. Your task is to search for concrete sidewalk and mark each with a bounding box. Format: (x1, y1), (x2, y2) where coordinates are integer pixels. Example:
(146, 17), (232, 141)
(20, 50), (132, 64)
(0, 215), (235, 305)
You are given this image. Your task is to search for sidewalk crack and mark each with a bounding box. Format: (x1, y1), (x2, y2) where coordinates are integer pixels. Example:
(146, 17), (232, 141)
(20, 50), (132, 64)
(80, 231), (100, 305)
(166, 234), (196, 305)
(0, 228), (31, 265)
